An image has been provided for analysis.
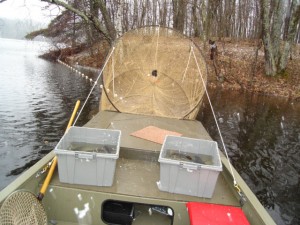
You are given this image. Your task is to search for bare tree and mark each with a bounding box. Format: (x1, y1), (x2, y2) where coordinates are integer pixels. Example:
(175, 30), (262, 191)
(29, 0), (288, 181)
(3, 0), (298, 79)
(279, 0), (300, 69)
(41, 0), (115, 43)
(115, 0), (123, 38)
(261, 0), (300, 76)
(159, 0), (168, 27)
(172, 0), (187, 33)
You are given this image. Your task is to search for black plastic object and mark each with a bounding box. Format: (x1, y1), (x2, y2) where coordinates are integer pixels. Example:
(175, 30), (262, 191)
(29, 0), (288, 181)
(151, 69), (157, 77)
(102, 200), (135, 225)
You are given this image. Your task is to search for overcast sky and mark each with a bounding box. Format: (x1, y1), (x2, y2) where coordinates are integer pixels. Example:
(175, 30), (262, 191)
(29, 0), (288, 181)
(0, 0), (59, 23)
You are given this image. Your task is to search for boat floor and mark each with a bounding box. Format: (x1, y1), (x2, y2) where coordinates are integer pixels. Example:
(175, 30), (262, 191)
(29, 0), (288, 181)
(50, 111), (239, 206)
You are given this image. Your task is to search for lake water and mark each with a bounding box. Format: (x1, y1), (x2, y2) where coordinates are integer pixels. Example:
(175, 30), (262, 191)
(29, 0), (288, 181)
(0, 38), (99, 189)
(0, 38), (299, 225)
(198, 90), (300, 225)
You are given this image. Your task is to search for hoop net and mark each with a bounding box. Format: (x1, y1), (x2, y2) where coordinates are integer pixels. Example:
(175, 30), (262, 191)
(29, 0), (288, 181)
(0, 191), (47, 225)
(101, 26), (207, 119)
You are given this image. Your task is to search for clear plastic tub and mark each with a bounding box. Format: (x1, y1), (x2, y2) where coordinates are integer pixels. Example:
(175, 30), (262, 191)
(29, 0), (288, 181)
(158, 136), (222, 198)
(55, 126), (121, 186)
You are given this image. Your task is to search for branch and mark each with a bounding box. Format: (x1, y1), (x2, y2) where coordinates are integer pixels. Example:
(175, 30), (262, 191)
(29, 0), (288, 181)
(41, 0), (112, 42)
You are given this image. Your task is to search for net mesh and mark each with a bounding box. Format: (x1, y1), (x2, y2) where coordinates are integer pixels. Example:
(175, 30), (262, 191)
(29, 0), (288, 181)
(0, 191), (47, 225)
(101, 26), (207, 119)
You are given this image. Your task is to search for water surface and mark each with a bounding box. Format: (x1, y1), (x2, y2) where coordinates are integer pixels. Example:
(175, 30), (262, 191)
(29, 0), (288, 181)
(0, 38), (99, 189)
(198, 90), (300, 225)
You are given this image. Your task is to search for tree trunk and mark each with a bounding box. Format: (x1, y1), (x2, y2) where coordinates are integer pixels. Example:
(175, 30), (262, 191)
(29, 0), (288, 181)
(98, 0), (116, 40)
(261, 0), (300, 75)
(201, 0), (208, 43)
(172, 0), (179, 30)
(261, 0), (277, 76)
(271, 0), (284, 63)
(172, 0), (186, 32)
(140, 1), (146, 27)
(254, 0), (261, 38)
(279, 0), (300, 71)
(159, 0), (168, 27)
(115, 0), (123, 38)
(283, 0), (293, 41)
(192, 0), (199, 37)
(132, 0), (138, 28)
(152, 0), (157, 25)
(297, 20), (300, 43)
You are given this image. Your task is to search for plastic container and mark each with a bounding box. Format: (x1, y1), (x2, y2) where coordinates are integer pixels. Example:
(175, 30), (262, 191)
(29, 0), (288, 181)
(186, 202), (250, 225)
(158, 136), (222, 198)
(54, 126), (121, 186)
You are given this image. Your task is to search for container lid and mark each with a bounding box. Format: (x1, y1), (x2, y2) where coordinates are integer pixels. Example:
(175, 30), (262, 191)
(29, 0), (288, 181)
(186, 202), (250, 225)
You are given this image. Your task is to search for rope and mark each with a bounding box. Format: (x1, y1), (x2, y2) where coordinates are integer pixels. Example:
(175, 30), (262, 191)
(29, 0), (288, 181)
(182, 46), (192, 83)
(73, 47), (116, 126)
(154, 25), (160, 69)
(112, 52), (115, 96)
(191, 47), (238, 186)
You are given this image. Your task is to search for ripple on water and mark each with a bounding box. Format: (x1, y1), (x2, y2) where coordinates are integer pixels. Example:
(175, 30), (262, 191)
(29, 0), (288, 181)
(198, 89), (300, 225)
(0, 38), (99, 190)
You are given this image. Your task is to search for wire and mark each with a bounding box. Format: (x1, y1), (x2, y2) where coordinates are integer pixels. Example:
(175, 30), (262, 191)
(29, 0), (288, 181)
(191, 47), (238, 186)
(73, 47), (116, 126)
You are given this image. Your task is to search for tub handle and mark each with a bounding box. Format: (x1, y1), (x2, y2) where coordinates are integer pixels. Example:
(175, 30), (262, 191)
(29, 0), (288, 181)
(75, 153), (95, 160)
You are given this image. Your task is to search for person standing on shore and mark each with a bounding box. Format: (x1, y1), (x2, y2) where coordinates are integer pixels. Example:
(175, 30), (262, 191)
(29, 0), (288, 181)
(209, 40), (218, 60)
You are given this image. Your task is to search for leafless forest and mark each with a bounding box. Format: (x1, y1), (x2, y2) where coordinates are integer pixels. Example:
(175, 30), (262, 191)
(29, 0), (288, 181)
(34, 0), (299, 77)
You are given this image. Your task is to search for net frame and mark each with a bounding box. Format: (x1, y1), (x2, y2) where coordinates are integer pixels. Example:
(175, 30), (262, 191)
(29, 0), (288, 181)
(0, 190), (47, 225)
(101, 26), (208, 120)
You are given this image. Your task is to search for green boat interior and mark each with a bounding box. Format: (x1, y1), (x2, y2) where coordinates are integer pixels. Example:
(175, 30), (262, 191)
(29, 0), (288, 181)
(0, 110), (275, 225)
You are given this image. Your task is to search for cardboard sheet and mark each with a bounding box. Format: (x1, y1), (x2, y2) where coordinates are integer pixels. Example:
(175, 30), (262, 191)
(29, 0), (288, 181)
(130, 126), (182, 144)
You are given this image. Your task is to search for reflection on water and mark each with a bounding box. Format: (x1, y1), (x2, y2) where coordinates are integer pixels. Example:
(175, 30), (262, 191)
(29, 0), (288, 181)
(0, 38), (99, 190)
(198, 89), (300, 225)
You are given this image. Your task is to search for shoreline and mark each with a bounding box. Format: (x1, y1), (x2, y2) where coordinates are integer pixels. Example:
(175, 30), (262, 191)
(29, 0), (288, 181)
(42, 40), (300, 101)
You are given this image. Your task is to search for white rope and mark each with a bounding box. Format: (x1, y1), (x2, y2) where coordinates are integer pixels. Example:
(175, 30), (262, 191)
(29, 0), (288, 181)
(154, 25), (160, 69)
(191, 47), (238, 186)
(112, 52), (115, 96)
(182, 46), (192, 83)
(73, 47), (116, 126)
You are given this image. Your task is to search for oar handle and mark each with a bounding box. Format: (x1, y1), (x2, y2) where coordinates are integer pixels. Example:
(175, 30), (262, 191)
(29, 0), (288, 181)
(37, 156), (57, 201)
(66, 100), (81, 131)
(37, 100), (80, 201)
